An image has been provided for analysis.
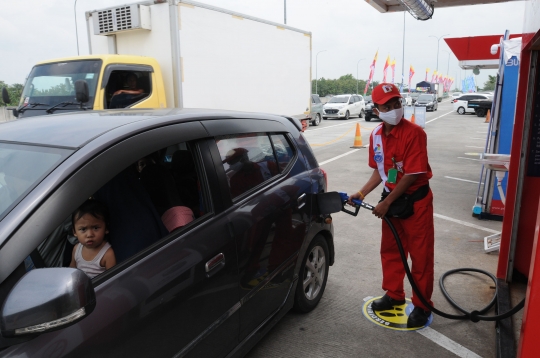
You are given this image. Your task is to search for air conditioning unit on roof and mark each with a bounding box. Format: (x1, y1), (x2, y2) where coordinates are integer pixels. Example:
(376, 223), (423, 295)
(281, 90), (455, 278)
(92, 4), (151, 35)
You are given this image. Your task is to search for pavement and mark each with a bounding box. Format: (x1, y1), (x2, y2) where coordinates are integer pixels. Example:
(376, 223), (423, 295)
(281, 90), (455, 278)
(245, 99), (526, 358)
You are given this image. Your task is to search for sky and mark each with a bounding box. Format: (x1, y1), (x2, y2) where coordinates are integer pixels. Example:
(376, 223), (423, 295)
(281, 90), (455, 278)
(0, 0), (527, 90)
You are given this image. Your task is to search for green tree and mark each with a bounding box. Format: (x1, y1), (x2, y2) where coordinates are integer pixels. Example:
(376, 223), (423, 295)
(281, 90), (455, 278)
(481, 75), (496, 92)
(0, 81), (23, 106)
(312, 74), (374, 97)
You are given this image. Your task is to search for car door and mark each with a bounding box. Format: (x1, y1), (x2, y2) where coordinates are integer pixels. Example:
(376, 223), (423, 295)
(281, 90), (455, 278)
(202, 119), (312, 341)
(0, 122), (240, 358)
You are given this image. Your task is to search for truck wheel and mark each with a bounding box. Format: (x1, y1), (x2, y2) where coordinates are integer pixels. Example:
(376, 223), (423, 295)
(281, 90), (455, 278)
(457, 107), (466, 115)
(293, 235), (329, 313)
(312, 113), (321, 126)
(344, 111), (350, 120)
(360, 109), (365, 118)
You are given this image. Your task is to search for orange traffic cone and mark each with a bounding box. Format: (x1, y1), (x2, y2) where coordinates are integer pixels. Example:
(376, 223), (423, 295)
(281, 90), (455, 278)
(485, 109), (491, 123)
(410, 113), (416, 124)
(351, 123), (363, 148)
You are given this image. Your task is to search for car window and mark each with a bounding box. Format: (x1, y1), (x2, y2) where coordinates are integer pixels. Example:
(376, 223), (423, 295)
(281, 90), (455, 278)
(104, 69), (152, 109)
(27, 141), (206, 274)
(216, 133), (280, 199)
(328, 96), (348, 103)
(312, 95), (321, 104)
(270, 134), (295, 172)
(460, 96), (470, 101)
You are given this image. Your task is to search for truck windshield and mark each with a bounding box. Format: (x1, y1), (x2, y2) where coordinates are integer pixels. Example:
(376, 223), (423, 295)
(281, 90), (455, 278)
(19, 60), (102, 109)
(0, 143), (73, 221)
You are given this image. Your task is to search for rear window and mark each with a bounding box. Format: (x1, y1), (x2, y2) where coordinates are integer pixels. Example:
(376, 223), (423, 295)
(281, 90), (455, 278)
(0, 143), (73, 221)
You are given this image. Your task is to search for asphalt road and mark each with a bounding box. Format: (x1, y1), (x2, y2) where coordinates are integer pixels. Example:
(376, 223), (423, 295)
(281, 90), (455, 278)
(246, 99), (525, 358)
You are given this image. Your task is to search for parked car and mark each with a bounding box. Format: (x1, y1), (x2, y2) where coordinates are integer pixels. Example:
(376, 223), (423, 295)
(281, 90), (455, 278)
(0, 109), (338, 357)
(400, 93), (412, 106)
(323, 94), (365, 120)
(451, 92), (463, 100)
(364, 95), (372, 104)
(453, 93), (493, 115)
(310, 94), (324, 126)
(414, 93), (438, 111)
(364, 101), (378, 122)
(411, 92), (420, 104)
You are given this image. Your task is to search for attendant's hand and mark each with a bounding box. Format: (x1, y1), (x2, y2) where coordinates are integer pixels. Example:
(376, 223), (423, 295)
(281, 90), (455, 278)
(347, 192), (363, 206)
(373, 200), (391, 218)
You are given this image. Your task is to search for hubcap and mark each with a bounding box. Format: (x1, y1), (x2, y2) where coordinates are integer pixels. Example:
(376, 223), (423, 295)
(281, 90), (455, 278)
(302, 245), (326, 300)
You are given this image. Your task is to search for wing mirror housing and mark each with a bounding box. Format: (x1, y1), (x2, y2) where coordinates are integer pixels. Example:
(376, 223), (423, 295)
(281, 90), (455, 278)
(74, 80), (90, 105)
(1, 268), (96, 337)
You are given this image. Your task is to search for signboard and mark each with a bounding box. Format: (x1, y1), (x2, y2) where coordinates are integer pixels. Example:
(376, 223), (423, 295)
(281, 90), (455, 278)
(403, 106), (414, 121)
(413, 106), (426, 128)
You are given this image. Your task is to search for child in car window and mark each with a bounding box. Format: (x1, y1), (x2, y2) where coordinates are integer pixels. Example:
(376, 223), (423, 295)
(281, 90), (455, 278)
(69, 199), (116, 278)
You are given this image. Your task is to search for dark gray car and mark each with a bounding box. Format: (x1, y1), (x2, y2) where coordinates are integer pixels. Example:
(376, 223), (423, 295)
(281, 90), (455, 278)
(0, 109), (337, 357)
(310, 94), (323, 126)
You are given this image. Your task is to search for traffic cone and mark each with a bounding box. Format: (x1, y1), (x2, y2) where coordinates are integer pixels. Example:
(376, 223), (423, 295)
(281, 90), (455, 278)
(351, 123), (363, 148)
(485, 109), (491, 123)
(410, 113), (416, 124)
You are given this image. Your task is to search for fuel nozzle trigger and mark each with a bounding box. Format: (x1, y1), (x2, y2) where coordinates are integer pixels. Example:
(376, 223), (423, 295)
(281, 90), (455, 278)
(338, 192), (362, 216)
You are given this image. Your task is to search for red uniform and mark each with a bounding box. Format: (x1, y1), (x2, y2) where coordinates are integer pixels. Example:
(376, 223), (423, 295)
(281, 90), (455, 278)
(369, 118), (434, 311)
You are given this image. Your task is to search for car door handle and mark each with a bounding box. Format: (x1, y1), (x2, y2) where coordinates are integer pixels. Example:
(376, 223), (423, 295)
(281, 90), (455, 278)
(297, 193), (306, 209)
(206, 253), (225, 273)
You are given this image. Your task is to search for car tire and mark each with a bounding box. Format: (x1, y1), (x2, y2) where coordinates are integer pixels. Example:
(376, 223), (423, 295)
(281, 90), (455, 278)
(294, 235), (329, 313)
(365, 116), (371, 122)
(476, 109), (486, 117)
(360, 109), (365, 118)
(344, 111), (350, 120)
(312, 113), (321, 126)
(457, 107), (466, 115)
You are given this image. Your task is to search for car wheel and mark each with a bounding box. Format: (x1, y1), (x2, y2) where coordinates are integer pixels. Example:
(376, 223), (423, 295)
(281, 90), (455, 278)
(294, 235), (329, 313)
(344, 111), (350, 120)
(312, 113), (321, 126)
(476, 109), (486, 117)
(365, 116), (371, 122)
(457, 107), (466, 115)
(360, 109), (365, 118)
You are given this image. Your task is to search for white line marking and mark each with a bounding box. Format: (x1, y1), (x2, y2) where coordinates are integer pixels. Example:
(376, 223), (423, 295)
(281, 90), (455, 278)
(425, 110), (454, 124)
(458, 157), (481, 161)
(417, 327), (483, 358)
(444, 176), (483, 184)
(470, 137), (486, 140)
(433, 214), (500, 234)
(305, 119), (364, 132)
(476, 131), (487, 133)
(319, 149), (360, 166)
(465, 146), (484, 148)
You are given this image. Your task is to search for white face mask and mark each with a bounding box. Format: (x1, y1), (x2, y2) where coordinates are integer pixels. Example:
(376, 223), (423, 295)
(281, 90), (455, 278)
(378, 107), (404, 126)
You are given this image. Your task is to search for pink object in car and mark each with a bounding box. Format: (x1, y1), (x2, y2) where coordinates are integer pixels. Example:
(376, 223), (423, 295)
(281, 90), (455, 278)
(162, 206), (195, 232)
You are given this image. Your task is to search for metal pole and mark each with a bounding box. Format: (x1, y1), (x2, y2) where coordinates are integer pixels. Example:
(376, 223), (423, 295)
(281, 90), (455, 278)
(284, 0), (286, 24)
(356, 59), (364, 94)
(315, 50), (326, 95)
(401, 12), (405, 90)
(429, 34), (449, 73)
(74, 0), (80, 55)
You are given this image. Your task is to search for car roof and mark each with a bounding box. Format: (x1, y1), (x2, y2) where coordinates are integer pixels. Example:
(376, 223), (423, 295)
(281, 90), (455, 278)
(0, 109), (292, 149)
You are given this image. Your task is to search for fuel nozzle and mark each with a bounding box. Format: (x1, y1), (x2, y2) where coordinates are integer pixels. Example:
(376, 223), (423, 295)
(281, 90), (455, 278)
(338, 192), (376, 216)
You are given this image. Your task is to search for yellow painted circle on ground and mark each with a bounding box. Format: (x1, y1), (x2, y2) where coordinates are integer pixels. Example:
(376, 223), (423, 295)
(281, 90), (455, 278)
(362, 297), (433, 331)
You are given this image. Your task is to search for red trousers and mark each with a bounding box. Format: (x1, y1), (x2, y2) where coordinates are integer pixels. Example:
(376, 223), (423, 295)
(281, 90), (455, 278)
(380, 189), (434, 311)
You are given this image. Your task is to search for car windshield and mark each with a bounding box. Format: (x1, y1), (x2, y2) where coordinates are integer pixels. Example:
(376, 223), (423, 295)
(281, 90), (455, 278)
(418, 95), (433, 101)
(19, 60), (102, 108)
(0, 143), (73, 221)
(364, 96), (372, 102)
(328, 96), (349, 103)
(411, 93), (420, 98)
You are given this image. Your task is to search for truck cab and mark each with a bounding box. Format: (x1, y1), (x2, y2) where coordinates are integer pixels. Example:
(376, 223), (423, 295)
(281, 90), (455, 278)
(13, 55), (166, 118)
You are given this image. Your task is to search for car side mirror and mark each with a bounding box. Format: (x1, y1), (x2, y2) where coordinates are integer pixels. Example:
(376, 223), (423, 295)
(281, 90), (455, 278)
(2, 87), (10, 105)
(1, 268), (96, 337)
(74, 80), (90, 104)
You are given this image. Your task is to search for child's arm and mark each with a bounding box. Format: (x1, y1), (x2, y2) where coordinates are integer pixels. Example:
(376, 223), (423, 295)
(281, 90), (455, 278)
(101, 247), (117, 270)
(69, 244), (78, 268)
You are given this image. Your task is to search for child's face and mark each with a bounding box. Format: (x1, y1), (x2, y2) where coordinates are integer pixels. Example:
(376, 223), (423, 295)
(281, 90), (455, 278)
(73, 213), (109, 249)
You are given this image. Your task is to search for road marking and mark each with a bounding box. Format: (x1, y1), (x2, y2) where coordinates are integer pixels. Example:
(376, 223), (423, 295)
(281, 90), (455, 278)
(466, 146), (484, 149)
(433, 213), (500, 234)
(425, 110), (454, 124)
(319, 149), (360, 166)
(444, 176), (483, 184)
(470, 137), (485, 140)
(310, 125), (358, 147)
(417, 327), (483, 358)
(458, 157), (481, 161)
(476, 131), (487, 133)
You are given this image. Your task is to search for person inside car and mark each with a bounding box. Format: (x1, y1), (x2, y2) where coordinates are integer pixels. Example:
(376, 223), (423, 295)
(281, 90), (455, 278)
(110, 73), (144, 108)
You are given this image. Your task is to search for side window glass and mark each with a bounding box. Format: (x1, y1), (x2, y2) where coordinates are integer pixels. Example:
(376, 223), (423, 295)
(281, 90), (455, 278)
(105, 70), (152, 109)
(358, 96), (363, 102)
(270, 134), (294, 172)
(311, 95), (316, 104)
(216, 133), (279, 199)
(27, 142), (206, 278)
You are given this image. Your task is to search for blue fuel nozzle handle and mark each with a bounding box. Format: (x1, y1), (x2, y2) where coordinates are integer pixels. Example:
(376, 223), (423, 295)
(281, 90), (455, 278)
(338, 192), (363, 216)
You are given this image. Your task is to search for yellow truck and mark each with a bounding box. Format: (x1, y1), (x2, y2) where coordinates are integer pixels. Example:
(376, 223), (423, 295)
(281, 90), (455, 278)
(4, 0), (312, 127)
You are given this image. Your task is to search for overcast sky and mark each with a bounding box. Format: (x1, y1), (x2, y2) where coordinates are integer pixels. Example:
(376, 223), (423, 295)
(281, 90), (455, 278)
(0, 0), (526, 90)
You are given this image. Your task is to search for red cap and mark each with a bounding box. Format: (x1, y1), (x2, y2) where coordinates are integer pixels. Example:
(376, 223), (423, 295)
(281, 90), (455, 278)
(371, 83), (402, 104)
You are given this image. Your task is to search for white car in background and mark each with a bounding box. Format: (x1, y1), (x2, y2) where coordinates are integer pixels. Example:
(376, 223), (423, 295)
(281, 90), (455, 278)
(452, 93), (493, 115)
(323, 94), (365, 120)
(451, 92), (463, 100)
(400, 93), (412, 106)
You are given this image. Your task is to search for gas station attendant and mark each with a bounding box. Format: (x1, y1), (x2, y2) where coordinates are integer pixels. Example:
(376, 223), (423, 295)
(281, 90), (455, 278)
(348, 83), (435, 328)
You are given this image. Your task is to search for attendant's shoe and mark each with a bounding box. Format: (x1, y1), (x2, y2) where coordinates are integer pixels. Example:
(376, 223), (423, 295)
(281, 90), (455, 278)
(407, 306), (431, 328)
(371, 294), (406, 311)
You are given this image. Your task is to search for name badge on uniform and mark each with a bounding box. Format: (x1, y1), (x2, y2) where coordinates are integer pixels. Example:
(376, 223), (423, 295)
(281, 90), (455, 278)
(387, 168), (398, 184)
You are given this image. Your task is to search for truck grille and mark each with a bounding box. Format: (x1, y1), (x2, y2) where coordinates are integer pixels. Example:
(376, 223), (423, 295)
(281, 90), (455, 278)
(325, 109), (338, 114)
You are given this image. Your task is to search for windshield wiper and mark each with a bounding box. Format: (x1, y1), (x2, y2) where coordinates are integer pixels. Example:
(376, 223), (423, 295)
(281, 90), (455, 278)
(17, 102), (48, 113)
(46, 102), (88, 114)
